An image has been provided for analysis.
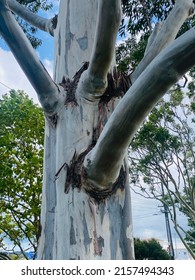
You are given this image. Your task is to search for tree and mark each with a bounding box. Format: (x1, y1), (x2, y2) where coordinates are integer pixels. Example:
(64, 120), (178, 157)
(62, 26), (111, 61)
(0, 0), (195, 260)
(0, 90), (44, 259)
(129, 89), (195, 259)
(134, 238), (171, 260)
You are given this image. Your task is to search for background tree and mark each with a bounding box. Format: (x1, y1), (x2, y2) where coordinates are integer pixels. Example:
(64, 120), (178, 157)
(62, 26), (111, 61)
(0, 90), (44, 259)
(134, 238), (171, 260)
(0, 0), (195, 259)
(129, 89), (195, 259)
(116, 37), (147, 73)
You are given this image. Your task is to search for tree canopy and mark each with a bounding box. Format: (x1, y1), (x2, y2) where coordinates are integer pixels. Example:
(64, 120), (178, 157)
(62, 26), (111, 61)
(134, 238), (171, 260)
(0, 90), (44, 258)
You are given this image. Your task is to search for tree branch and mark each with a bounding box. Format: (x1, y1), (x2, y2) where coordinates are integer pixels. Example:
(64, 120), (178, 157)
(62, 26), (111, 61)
(0, 0), (63, 115)
(78, 0), (122, 101)
(7, 0), (55, 36)
(131, 0), (195, 82)
(144, 22), (163, 56)
(172, 222), (195, 259)
(84, 27), (195, 195)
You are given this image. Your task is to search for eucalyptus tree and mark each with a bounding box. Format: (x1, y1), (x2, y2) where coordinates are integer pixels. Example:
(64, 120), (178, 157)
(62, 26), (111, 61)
(0, 0), (195, 260)
(129, 89), (195, 259)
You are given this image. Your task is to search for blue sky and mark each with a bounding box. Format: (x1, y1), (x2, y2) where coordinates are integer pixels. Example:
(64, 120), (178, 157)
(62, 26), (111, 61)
(0, 1), (189, 254)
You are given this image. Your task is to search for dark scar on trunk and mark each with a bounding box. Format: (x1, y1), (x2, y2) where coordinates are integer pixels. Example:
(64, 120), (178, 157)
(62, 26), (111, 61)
(59, 62), (89, 106)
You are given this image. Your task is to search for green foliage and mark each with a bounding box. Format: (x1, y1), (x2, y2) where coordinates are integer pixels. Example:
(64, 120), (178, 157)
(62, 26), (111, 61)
(121, 0), (174, 36)
(187, 67), (195, 117)
(134, 238), (171, 260)
(121, 0), (195, 37)
(185, 223), (195, 253)
(0, 90), (44, 258)
(116, 36), (147, 73)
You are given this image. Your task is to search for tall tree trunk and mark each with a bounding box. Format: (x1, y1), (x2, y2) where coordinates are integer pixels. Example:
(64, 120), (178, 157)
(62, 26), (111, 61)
(37, 0), (134, 260)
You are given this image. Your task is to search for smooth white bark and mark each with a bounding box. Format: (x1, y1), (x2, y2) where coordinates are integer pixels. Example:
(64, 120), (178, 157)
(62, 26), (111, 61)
(78, 0), (122, 101)
(54, 0), (98, 82)
(144, 22), (163, 56)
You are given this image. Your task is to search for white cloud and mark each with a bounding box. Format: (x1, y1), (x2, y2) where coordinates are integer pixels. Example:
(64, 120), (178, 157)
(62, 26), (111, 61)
(131, 190), (188, 249)
(43, 58), (54, 78)
(0, 47), (53, 105)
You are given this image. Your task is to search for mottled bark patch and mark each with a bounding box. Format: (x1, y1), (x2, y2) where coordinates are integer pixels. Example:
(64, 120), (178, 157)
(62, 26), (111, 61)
(77, 33), (88, 51)
(82, 203), (92, 252)
(64, 153), (84, 193)
(108, 197), (123, 259)
(64, 152), (126, 201)
(93, 231), (104, 256)
(97, 236), (104, 256)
